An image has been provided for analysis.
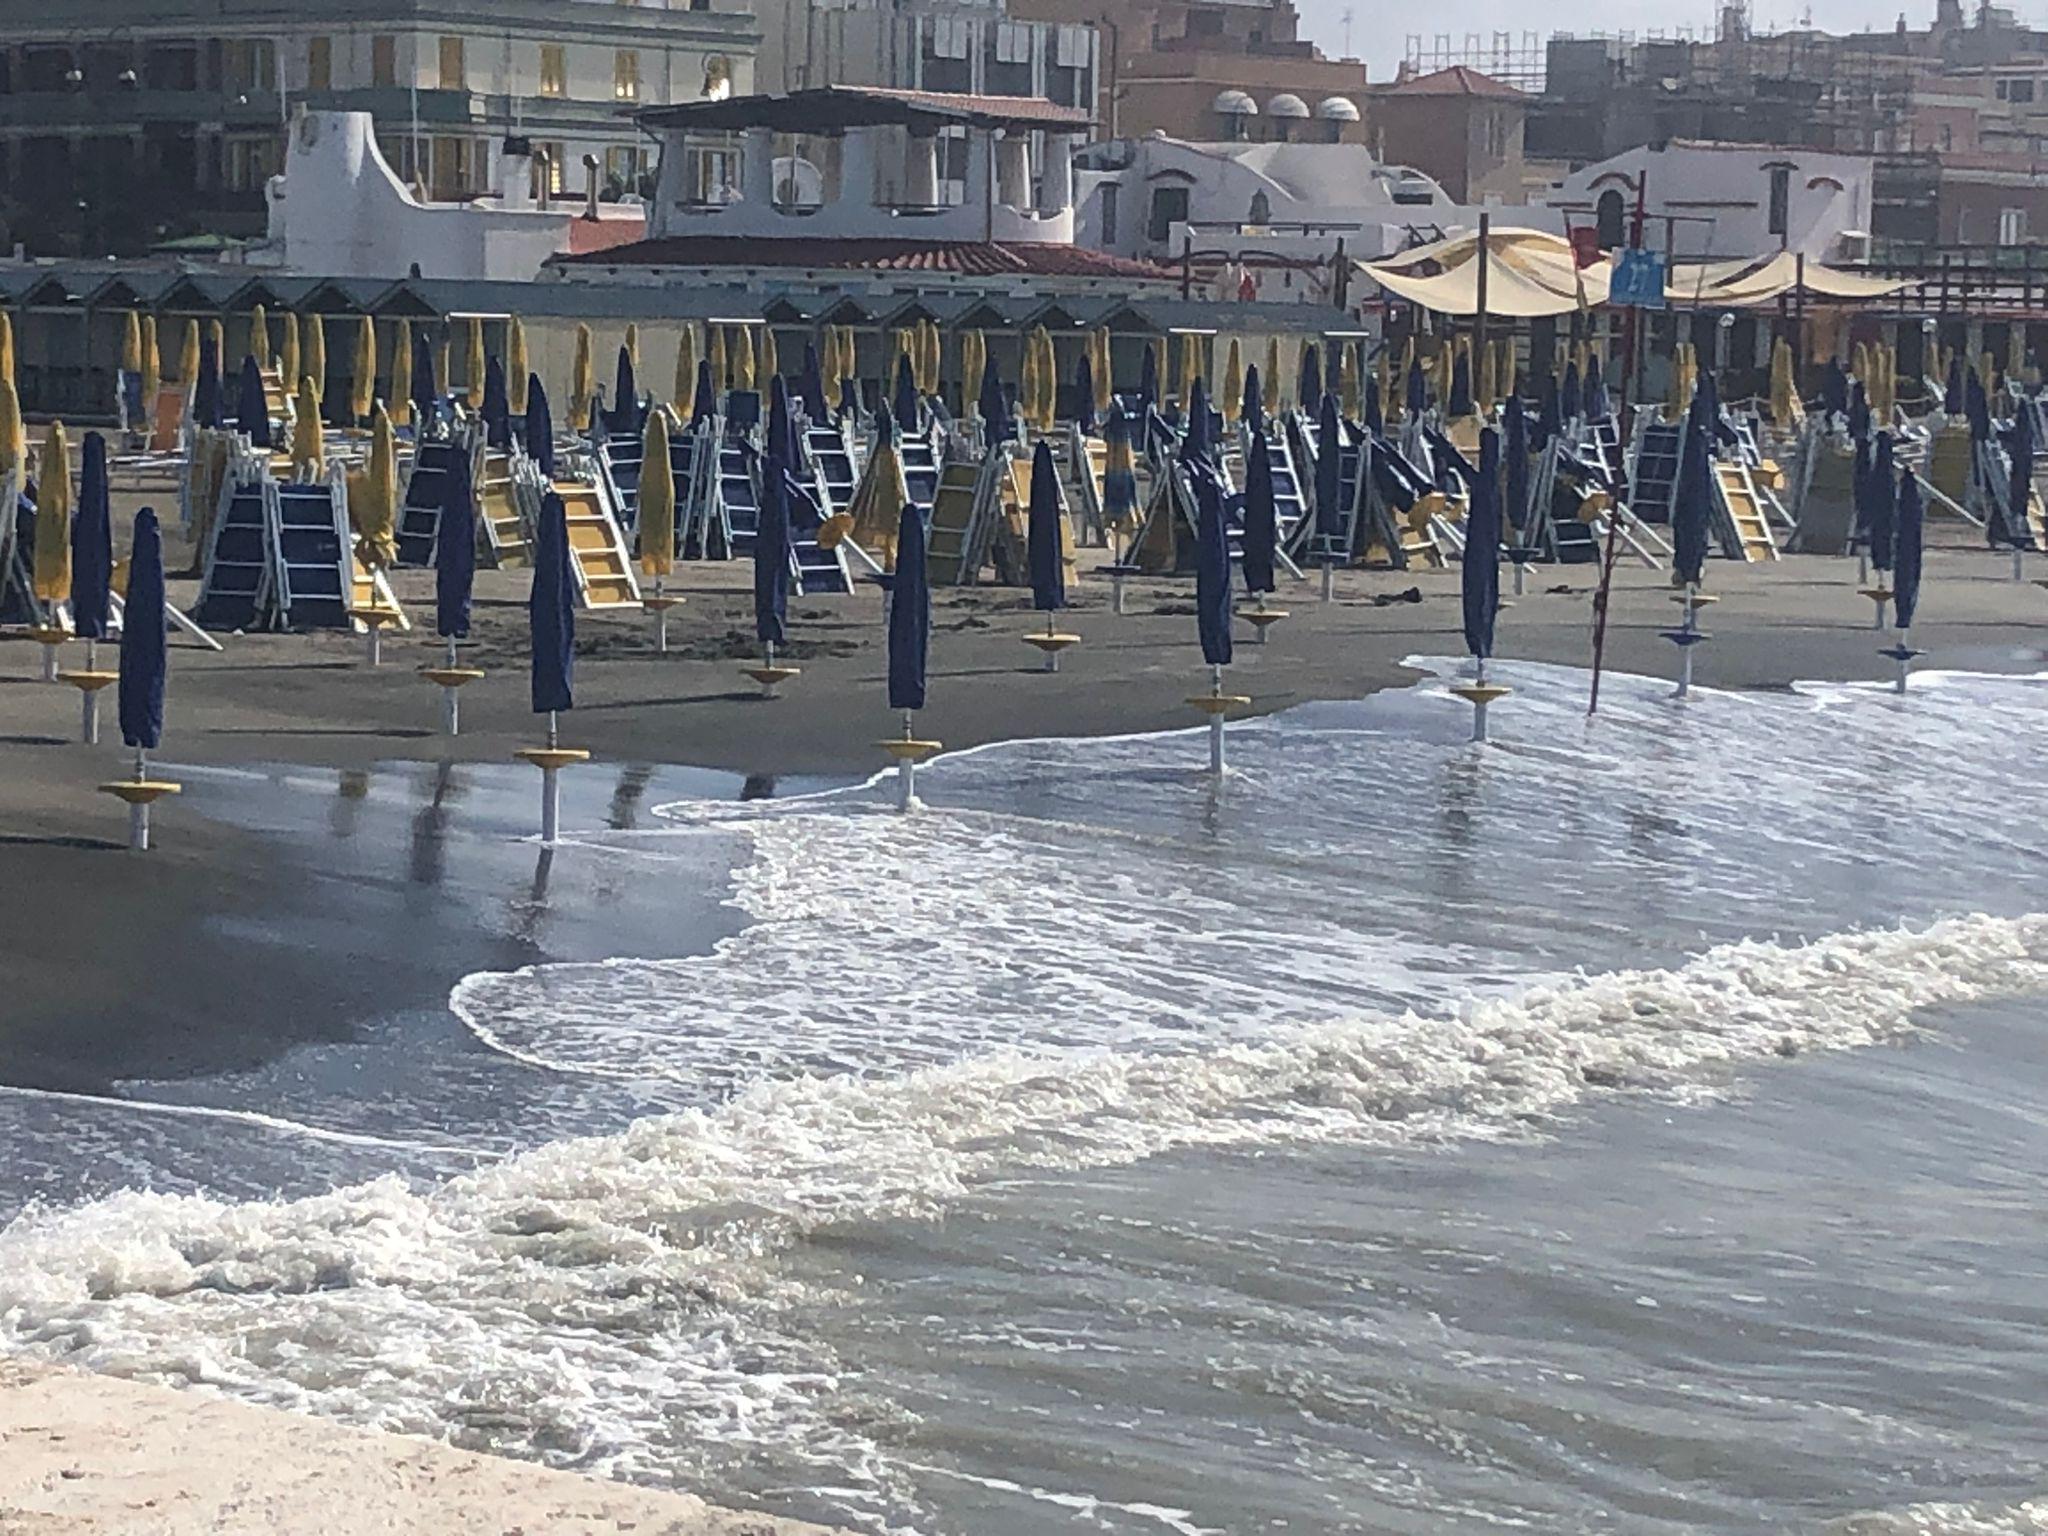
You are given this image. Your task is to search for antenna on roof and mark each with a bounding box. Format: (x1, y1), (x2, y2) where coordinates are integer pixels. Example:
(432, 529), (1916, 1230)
(1342, 7), (1356, 56)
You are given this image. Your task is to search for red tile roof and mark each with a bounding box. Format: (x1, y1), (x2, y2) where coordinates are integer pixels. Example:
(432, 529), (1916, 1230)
(565, 215), (649, 255)
(554, 236), (1171, 280)
(1384, 65), (1525, 99)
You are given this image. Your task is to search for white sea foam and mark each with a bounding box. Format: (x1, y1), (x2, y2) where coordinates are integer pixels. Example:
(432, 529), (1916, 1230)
(1824, 1498), (2048, 1534)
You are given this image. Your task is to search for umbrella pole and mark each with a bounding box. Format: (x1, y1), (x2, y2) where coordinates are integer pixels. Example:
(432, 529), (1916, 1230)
(1320, 558), (1335, 604)
(131, 747), (150, 851)
(1209, 664), (1226, 776)
(444, 638), (461, 735)
(2014, 547), (2027, 583)
(1896, 629), (1913, 694)
(1043, 611), (1058, 672)
(899, 709), (917, 812)
(655, 575), (668, 654)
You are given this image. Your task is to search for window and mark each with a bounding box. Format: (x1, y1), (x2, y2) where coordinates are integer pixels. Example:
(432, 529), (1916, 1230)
(1147, 184), (1189, 244)
(1766, 164), (1791, 238)
(1485, 110), (1508, 160)
(539, 44), (565, 97)
(228, 40), (277, 93)
(614, 49), (640, 102)
(604, 144), (645, 193)
(531, 143), (565, 198)
(371, 35), (396, 87)
(2014, 78), (2037, 103)
(1595, 187), (1626, 248)
(224, 135), (280, 191)
(430, 135), (478, 195)
(1100, 181), (1119, 245)
(307, 36), (331, 91)
(1247, 189), (1271, 224)
(438, 35), (465, 91)
(2001, 206), (2028, 244)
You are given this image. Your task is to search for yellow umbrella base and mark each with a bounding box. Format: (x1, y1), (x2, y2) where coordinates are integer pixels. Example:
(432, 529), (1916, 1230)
(744, 664), (802, 690)
(59, 669), (118, 694)
(1021, 633), (1081, 655)
(1448, 684), (1513, 707)
(878, 737), (944, 764)
(514, 747), (591, 772)
(97, 779), (181, 807)
(420, 667), (487, 689)
(1186, 694), (1251, 717)
(1240, 609), (1288, 635)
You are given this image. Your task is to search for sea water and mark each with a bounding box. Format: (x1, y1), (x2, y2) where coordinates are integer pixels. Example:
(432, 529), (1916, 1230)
(2, 660), (2046, 1534)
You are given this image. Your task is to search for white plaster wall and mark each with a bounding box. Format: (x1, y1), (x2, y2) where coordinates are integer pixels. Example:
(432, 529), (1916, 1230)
(1548, 143), (1874, 261)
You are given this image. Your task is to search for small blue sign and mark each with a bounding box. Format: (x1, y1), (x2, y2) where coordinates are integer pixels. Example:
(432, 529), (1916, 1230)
(1610, 249), (1667, 309)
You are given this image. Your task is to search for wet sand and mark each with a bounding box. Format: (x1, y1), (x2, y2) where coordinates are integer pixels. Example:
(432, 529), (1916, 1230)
(2, 512), (2044, 1099)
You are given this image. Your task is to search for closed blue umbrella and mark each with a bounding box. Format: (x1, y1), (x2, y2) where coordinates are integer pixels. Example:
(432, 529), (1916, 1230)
(1314, 390), (1343, 547)
(71, 431), (113, 641)
(525, 376), (555, 480)
(2004, 398), (2033, 547)
(1867, 430), (1897, 571)
(481, 356), (511, 450)
(1560, 360), (1582, 422)
(119, 508), (167, 752)
(1503, 394), (1529, 532)
(1101, 406), (1136, 530)
(1027, 440), (1066, 613)
(1194, 466), (1233, 668)
(1447, 348), (1473, 416)
(1847, 381), (1870, 442)
(1535, 372), (1561, 443)
(755, 428), (793, 652)
(1586, 354), (1610, 421)
(1405, 355), (1426, 417)
(234, 355), (270, 447)
(1180, 376), (1213, 465)
(193, 336), (222, 430)
(1242, 363), (1264, 437)
(411, 330), (438, 430)
(612, 344), (639, 435)
(888, 499), (929, 711)
(692, 358), (717, 425)
(1297, 344), (1322, 417)
(1673, 387), (1713, 586)
(1243, 430), (1278, 595)
(800, 341), (829, 423)
(1822, 358), (1849, 418)
(529, 491), (574, 715)
(1326, 341), (1344, 403)
(1075, 351), (1097, 435)
(892, 350), (918, 430)
(437, 443), (476, 640)
(1894, 467), (1925, 630)
(978, 350), (1010, 448)
(1362, 365), (1383, 435)
(1945, 352), (1965, 415)
(767, 374), (800, 476)
(1967, 367), (1991, 442)
(1139, 342), (1159, 410)
(1462, 426), (1502, 659)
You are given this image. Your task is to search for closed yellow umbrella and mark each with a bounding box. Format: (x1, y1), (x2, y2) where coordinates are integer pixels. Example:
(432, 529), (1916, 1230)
(0, 377), (24, 484)
(177, 319), (199, 385)
(1264, 335), (1282, 410)
(961, 329), (984, 403)
(390, 318), (414, 429)
(506, 317), (529, 415)
(291, 376), (323, 475)
(571, 322), (594, 430)
(279, 311), (299, 393)
(1038, 328), (1058, 427)
(710, 324), (728, 393)
(1495, 337), (1514, 403)
(843, 431), (908, 568)
(305, 315), (326, 403)
(926, 319), (944, 396)
(625, 322), (641, 378)
(33, 421), (71, 605)
(735, 325), (757, 392)
(1094, 327), (1112, 412)
(0, 310), (15, 390)
(674, 323), (697, 412)
(207, 317), (225, 375)
(0, 375), (25, 478)
(249, 303), (271, 368)
(1179, 331), (1200, 399)
(1221, 338), (1242, 424)
(1376, 349), (1392, 421)
(1019, 333), (1039, 433)
(760, 325), (779, 391)
(1341, 340), (1361, 419)
(463, 316), (485, 409)
(352, 315), (377, 423)
(357, 404), (398, 568)
(1434, 340), (1452, 410)
(140, 315), (160, 420)
(639, 410), (676, 579)
(823, 326), (841, 397)
(120, 311), (142, 375)
(1769, 337), (1794, 425)
(435, 330), (452, 406)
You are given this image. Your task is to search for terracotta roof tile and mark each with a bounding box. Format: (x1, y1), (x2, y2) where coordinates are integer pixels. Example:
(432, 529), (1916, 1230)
(1384, 65), (1525, 99)
(555, 237), (1170, 280)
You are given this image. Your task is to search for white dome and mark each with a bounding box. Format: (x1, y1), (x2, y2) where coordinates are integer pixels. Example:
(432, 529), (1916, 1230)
(1211, 89), (1259, 116)
(1267, 92), (1311, 119)
(1316, 96), (1362, 121)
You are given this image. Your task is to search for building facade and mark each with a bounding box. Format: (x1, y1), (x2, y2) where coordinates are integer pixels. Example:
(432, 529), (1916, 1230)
(1368, 66), (1527, 204)
(0, 0), (755, 257)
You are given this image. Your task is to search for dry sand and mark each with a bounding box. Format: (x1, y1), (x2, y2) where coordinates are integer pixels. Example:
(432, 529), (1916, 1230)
(0, 1360), (839, 1535)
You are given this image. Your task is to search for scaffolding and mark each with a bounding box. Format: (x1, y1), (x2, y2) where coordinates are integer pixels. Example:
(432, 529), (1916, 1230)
(1400, 31), (1547, 92)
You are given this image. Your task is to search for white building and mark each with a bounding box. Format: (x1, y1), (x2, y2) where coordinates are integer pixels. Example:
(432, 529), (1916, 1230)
(1547, 141), (1876, 264)
(758, 0), (1096, 111)
(257, 110), (647, 280)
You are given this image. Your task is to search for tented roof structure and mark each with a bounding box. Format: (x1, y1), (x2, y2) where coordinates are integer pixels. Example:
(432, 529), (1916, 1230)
(1361, 229), (1610, 317)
